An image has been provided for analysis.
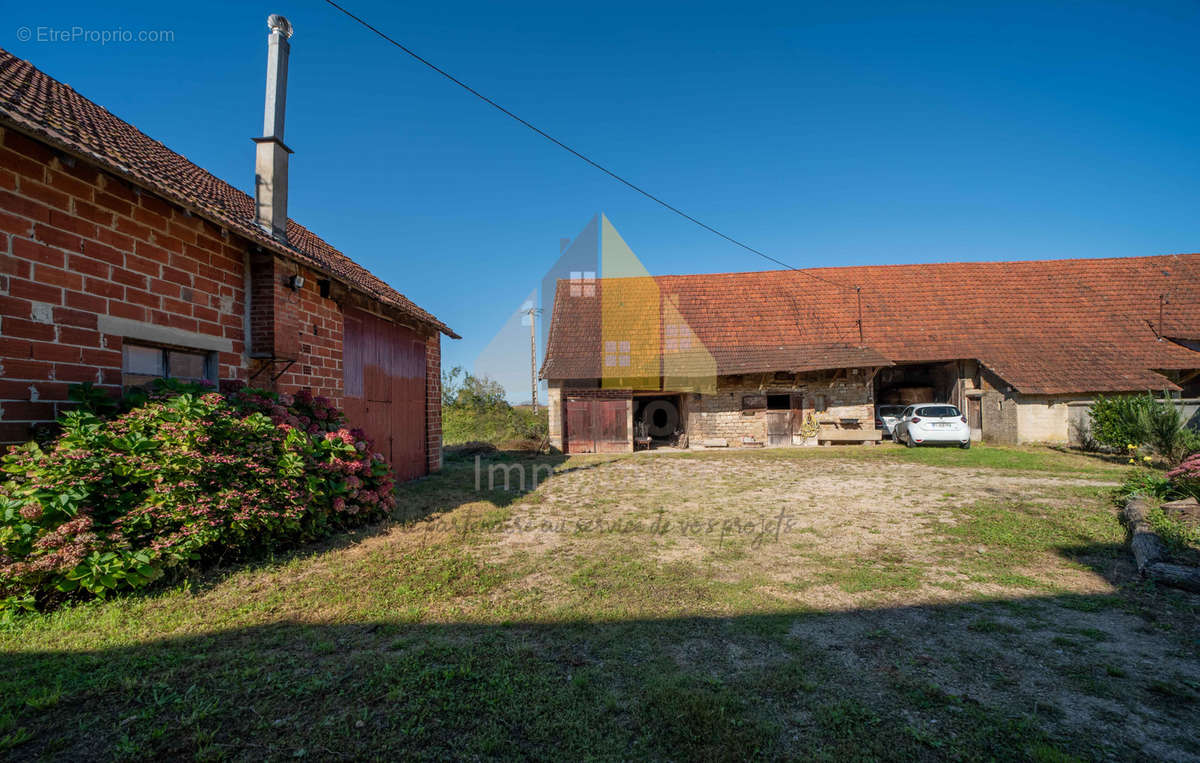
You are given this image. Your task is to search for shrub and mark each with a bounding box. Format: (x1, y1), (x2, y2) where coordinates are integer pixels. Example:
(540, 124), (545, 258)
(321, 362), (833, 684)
(0, 388), (395, 618)
(1089, 393), (1197, 461)
(1180, 429), (1200, 460)
(1166, 453), (1200, 502)
(1147, 506), (1200, 559)
(1119, 468), (1177, 501)
(441, 366), (548, 447)
(231, 387), (396, 518)
(1139, 396), (1192, 463)
(1088, 394), (1153, 451)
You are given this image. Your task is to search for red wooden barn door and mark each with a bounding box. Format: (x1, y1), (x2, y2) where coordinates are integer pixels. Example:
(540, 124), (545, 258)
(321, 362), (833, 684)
(564, 397), (628, 454)
(342, 308), (427, 482)
(565, 398), (594, 454)
(595, 400), (628, 453)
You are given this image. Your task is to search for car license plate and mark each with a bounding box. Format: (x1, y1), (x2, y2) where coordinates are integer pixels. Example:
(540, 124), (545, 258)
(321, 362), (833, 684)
(933, 422), (950, 428)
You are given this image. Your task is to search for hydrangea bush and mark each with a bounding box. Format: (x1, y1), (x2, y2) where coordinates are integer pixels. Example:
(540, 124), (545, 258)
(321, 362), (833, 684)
(230, 387), (396, 517)
(0, 386), (395, 618)
(1166, 453), (1200, 501)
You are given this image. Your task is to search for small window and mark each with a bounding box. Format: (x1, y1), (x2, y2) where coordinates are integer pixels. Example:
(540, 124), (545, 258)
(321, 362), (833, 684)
(664, 324), (692, 352)
(915, 405), (960, 419)
(122, 343), (214, 391)
(767, 394), (790, 410)
(604, 340), (630, 368)
(569, 271), (596, 297)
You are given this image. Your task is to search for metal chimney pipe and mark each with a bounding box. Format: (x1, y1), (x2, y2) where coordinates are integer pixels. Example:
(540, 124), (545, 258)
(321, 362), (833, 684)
(253, 14), (294, 241)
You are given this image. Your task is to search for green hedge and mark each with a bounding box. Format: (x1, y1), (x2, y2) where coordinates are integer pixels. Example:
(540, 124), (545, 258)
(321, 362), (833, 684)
(1088, 393), (1200, 461)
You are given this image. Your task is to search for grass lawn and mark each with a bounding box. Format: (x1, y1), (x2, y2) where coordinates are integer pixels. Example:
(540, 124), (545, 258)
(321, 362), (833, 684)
(2, 444), (1197, 760)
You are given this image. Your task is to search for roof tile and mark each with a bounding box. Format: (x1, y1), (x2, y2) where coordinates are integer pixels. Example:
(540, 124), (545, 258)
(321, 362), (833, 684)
(0, 49), (457, 338)
(543, 255), (1200, 394)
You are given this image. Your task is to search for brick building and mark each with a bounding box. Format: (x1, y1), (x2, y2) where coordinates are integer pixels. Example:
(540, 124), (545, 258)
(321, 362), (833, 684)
(0, 20), (456, 480)
(541, 255), (1200, 451)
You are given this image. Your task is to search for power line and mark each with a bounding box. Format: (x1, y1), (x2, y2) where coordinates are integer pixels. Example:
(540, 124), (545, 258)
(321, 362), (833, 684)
(322, 0), (856, 293)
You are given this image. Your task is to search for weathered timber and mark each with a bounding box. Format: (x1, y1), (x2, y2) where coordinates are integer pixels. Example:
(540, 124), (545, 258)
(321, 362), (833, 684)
(1122, 497), (1200, 593)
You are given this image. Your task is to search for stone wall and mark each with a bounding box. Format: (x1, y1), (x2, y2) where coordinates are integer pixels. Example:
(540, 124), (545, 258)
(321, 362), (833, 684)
(685, 373), (874, 447)
(979, 368), (1018, 445)
(1014, 394), (1079, 444)
(546, 379), (563, 450)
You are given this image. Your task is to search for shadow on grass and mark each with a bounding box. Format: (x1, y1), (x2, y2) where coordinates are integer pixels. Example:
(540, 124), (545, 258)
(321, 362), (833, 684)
(2, 589), (1198, 761)
(4, 449), (1196, 759)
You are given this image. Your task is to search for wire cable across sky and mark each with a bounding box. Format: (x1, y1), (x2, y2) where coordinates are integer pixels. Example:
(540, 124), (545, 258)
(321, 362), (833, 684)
(323, 0), (856, 292)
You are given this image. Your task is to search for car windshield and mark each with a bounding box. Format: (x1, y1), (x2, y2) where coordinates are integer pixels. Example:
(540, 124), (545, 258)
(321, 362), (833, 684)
(878, 406), (905, 417)
(916, 406), (960, 418)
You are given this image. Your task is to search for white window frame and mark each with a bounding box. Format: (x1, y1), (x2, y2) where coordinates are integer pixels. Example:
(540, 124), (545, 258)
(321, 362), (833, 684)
(121, 341), (217, 391)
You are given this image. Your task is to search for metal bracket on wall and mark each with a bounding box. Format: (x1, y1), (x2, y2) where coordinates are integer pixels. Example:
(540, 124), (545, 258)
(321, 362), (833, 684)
(248, 357), (296, 383)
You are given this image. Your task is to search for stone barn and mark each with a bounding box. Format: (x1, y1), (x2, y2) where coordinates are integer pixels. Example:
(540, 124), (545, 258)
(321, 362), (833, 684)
(541, 255), (1200, 451)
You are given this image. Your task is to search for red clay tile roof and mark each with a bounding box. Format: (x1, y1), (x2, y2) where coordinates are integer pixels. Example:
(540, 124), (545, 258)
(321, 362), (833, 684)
(0, 49), (457, 338)
(542, 254), (1200, 394)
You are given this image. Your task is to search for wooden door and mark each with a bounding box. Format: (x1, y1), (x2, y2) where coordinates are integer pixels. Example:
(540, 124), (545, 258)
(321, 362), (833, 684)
(967, 397), (982, 437)
(765, 411), (793, 447)
(595, 400), (629, 453)
(565, 398), (595, 454)
(565, 398), (629, 453)
(343, 308), (427, 482)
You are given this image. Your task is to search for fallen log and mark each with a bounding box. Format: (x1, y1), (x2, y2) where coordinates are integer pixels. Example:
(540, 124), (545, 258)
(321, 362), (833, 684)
(1141, 562), (1200, 592)
(1121, 497), (1200, 593)
(1122, 497), (1165, 571)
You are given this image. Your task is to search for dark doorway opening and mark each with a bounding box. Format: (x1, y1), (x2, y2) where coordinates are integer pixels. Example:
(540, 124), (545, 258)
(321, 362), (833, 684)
(875, 362), (958, 407)
(633, 394), (684, 448)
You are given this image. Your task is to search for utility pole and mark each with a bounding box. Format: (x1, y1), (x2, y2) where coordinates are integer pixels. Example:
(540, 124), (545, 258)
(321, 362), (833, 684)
(524, 306), (542, 411)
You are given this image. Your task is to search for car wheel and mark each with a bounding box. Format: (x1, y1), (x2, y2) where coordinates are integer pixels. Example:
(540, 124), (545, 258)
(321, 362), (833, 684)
(904, 431), (916, 448)
(960, 439), (971, 450)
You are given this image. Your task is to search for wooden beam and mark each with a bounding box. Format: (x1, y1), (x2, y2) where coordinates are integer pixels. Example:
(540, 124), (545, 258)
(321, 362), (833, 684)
(1122, 497), (1200, 593)
(1174, 368), (1200, 386)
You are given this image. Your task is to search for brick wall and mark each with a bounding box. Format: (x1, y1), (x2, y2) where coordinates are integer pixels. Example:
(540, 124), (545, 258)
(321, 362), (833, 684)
(249, 256), (344, 405)
(0, 126), (248, 442)
(0, 125), (436, 470)
(425, 332), (442, 472)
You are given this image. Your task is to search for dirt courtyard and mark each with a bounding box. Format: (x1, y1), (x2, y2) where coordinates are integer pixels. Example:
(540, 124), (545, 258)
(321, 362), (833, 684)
(5, 445), (1198, 760)
(452, 447), (1200, 759)
(484, 454), (1120, 605)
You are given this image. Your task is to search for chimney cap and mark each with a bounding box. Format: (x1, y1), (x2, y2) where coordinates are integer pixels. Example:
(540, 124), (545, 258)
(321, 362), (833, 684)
(267, 14), (294, 38)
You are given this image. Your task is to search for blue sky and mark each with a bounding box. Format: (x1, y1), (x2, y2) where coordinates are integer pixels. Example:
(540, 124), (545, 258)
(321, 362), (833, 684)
(7, 1), (1200, 400)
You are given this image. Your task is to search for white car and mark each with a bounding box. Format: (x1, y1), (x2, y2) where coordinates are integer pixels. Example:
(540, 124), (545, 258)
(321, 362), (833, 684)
(894, 404), (971, 449)
(875, 405), (906, 439)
